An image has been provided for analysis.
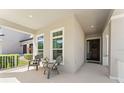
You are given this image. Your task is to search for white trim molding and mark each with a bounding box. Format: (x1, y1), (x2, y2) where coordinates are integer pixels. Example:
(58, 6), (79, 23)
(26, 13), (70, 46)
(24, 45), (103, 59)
(86, 36), (101, 40)
(111, 13), (124, 20)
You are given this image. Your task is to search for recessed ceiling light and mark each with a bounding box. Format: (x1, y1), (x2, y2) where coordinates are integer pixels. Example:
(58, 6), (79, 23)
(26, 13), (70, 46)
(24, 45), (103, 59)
(91, 25), (94, 28)
(28, 15), (33, 18)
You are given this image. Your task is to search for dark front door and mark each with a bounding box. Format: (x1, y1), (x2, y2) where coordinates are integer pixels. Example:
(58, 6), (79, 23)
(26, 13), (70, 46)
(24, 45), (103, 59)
(23, 45), (27, 54)
(87, 39), (100, 62)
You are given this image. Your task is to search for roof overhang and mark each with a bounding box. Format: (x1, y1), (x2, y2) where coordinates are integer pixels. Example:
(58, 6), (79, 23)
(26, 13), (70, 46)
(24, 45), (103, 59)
(0, 18), (35, 35)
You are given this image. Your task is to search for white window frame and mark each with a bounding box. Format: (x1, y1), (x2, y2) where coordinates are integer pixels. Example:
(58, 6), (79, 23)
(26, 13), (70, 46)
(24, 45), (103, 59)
(50, 27), (64, 64)
(36, 33), (44, 58)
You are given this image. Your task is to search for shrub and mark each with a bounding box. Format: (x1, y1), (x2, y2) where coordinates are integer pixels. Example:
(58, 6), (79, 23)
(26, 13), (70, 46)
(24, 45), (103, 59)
(24, 54), (33, 60)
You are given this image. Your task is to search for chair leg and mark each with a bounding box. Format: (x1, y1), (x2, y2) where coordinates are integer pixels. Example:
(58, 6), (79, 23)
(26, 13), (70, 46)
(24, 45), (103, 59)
(44, 70), (46, 75)
(57, 70), (59, 74)
(56, 68), (59, 74)
(36, 65), (38, 71)
(47, 69), (50, 79)
(28, 65), (29, 70)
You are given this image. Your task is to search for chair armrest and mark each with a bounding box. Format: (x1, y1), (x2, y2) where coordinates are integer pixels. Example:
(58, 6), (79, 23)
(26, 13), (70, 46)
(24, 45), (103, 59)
(49, 60), (56, 63)
(42, 62), (54, 64)
(42, 62), (54, 68)
(30, 59), (37, 61)
(29, 59), (37, 64)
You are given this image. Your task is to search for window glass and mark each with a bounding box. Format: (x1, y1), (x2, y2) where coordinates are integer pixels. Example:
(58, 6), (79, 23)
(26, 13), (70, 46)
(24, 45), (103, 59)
(38, 36), (44, 41)
(53, 38), (63, 48)
(38, 41), (43, 49)
(53, 31), (62, 37)
(38, 50), (43, 58)
(53, 50), (62, 60)
(37, 35), (44, 58)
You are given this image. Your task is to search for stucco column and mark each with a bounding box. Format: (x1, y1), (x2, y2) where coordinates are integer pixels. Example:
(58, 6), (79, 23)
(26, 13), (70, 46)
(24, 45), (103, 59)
(33, 35), (38, 59)
(27, 44), (29, 53)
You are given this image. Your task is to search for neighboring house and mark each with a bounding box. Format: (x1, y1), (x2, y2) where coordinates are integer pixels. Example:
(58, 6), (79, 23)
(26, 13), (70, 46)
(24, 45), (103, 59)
(20, 38), (33, 54)
(0, 27), (31, 54)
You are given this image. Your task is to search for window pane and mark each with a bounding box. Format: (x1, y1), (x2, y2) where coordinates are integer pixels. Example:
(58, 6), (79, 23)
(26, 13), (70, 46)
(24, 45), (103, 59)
(38, 36), (44, 41)
(53, 38), (63, 48)
(38, 50), (43, 58)
(58, 31), (62, 36)
(38, 35), (44, 49)
(38, 41), (43, 49)
(53, 50), (62, 60)
(53, 31), (62, 37)
(53, 32), (58, 37)
(37, 35), (44, 58)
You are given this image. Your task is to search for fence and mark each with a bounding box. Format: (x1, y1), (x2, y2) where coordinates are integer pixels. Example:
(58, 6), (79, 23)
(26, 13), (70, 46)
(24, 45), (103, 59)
(0, 54), (19, 69)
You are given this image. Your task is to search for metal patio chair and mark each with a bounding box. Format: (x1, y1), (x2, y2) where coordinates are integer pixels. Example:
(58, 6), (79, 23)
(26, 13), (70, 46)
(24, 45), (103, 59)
(28, 54), (42, 71)
(42, 56), (62, 79)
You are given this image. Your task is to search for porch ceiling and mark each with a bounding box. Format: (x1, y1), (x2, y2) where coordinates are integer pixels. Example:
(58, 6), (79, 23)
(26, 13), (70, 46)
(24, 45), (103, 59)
(0, 9), (113, 35)
(0, 18), (35, 34)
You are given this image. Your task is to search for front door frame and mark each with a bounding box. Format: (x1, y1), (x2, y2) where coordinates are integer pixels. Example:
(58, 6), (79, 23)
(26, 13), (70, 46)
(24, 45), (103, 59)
(85, 36), (102, 64)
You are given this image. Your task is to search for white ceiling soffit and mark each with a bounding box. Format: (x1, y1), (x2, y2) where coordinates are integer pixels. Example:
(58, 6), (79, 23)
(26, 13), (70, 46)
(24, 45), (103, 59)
(0, 10), (71, 31)
(0, 9), (112, 35)
(74, 9), (112, 35)
(0, 18), (34, 34)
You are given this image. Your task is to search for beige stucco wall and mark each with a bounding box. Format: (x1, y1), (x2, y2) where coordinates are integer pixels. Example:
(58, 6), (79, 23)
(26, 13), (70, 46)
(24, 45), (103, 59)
(102, 22), (110, 66)
(34, 15), (85, 73)
(73, 17), (85, 72)
(110, 17), (124, 78)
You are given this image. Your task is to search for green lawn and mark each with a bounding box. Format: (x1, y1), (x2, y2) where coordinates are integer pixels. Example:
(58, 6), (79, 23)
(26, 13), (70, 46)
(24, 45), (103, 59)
(18, 60), (28, 67)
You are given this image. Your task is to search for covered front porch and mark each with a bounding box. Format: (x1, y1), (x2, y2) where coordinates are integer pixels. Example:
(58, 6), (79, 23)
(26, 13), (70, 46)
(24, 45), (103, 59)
(0, 9), (122, 83)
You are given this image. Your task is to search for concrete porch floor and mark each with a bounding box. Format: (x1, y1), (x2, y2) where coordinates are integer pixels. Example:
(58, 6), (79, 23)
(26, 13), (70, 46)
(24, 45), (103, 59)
(0, 63), (118, 83)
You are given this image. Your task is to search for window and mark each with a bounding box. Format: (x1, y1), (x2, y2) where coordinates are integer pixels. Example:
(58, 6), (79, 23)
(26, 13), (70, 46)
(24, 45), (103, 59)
(37, 34), (44, 58)
(50, 28), (64, 63)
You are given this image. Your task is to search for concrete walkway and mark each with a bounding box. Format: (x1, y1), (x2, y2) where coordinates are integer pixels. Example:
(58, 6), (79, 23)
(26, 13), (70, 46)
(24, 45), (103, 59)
(0, 63), (118, 83)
